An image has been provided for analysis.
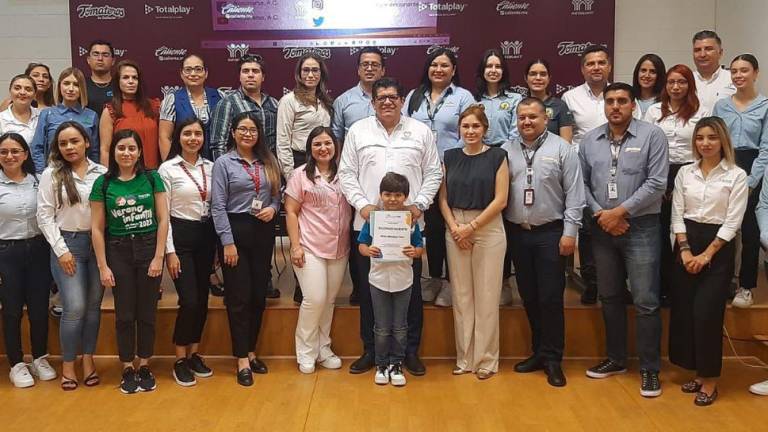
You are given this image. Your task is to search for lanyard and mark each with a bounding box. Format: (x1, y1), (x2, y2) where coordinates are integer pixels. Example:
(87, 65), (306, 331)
(426, 87), (451, 127)
(178, 161), (207, 201)
(609, 132), (628, 179)
(240, 160), (261, 193)
(520, 131), (548, 185)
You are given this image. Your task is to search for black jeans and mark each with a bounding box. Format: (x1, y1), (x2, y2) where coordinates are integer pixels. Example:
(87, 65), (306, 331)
(578, 207), (598, 290)
(660, 163), (690, 298)
(0, 236), (52, 366)
(170, 218), (216, 346)
(425, 202), (447, 279)
(508, 222), (566, 363)
(735, 149), (761, 290)
(107, 233), (162, 363)
(220, 213), (274, 358)
(352, 230), (423, 356)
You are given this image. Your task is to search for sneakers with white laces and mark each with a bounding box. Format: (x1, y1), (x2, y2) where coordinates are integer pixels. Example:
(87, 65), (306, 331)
(30, 355), (57, 381)
(749, 379), (768, 395)
(732, 287), (754, 308)
(9, 362), (34, 388)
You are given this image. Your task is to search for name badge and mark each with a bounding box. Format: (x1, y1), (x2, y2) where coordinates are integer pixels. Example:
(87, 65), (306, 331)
(250, 198), (263, 215)
(524, 188), (535, 206)
(607, 182), (619, 200)
(201, 201), (210, 220)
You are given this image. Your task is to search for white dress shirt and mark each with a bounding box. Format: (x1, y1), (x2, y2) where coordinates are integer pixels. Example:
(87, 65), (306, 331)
(562, 82), (641, 147)
(671, 159), (748, 241)
(644, 103), (710, 164)
(338, 115), (442, 231)
(37, 161), (107, 257)
(693, 66), (736, 113)
(0, 106), (40, 146)
(158, 154), (214, 254)
(276, 91), (331, 179)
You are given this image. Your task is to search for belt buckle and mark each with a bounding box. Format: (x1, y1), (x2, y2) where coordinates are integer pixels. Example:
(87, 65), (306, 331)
(521, 223), (532, 231)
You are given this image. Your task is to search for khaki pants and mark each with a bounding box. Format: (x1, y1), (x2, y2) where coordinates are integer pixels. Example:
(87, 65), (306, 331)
(445, 210), (506, 372)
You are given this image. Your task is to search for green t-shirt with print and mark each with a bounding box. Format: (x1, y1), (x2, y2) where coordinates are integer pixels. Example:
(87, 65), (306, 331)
(89, 171), (165, 237)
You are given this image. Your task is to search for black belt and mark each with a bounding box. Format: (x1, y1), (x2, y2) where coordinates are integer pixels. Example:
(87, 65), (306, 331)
(0, 235), (45, 245)
(516, 220), (563, 231)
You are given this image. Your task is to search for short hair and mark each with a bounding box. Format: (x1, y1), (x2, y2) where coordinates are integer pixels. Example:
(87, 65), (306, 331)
(459, 105), (489, 131)
(56, 67), (88, 107)
(691, 116), (735, 165)
(88, 40), (114, 56)
(379, 172), (409, 196)
(604, 82), (635, 101)
(517, 97), (547, 114)
(731, 53), (759, 71)
(357, 47), (385, 67)
(238, 54), (265, 73)
(372, 77), (404, 99)
(581, 45), (610, 65)
(692, 30), (722, 46)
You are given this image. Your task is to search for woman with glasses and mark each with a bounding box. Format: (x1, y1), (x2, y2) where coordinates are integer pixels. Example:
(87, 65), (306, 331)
(211, 112), (281, 386)
(523, 59), (574, 142)
(0, 75), (40, 146)
(159, 54), (224, 162)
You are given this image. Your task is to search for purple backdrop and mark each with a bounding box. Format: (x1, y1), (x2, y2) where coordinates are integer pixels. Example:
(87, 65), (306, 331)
(70, 1), (615, 100)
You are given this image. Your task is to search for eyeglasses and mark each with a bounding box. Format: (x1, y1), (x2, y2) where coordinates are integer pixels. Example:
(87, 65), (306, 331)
(235, 127), (259, 136)
(301, 67), (321, 75)
(359, 62), (382, 70)
(90, 52), (113, 59)
(374, 94), (401, 103)
(182, 66), (205, 75)
(667, 79), (689, 86)
(0, 148), (26, 157)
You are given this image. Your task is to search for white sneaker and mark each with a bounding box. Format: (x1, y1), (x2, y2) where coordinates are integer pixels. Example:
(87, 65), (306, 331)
(732, 288), (754, 308)
(374, 365), (389, 385)
(499, 279), (514, 306)
(9, 363), (34, 388)
(421, 278), (441, 302)
(298, 363), (316, 374)
(319, 355), (342, 370)
(749, 379), (768, 395)
(389, 364), (406, 386)
(30, 355), (57, 381)
(434, 281), (452, 307)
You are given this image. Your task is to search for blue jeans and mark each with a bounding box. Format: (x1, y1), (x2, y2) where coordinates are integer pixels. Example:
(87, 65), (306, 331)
(592, 214), (662, 372)
(371, 285), (411, 367)
(50, 231), (104, 362)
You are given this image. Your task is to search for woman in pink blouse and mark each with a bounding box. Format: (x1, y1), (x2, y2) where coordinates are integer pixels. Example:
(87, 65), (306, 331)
(285, 126), (351, 374)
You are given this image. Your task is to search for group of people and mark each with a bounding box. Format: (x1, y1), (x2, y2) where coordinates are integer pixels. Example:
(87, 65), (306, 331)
(1, 29), (767, 405)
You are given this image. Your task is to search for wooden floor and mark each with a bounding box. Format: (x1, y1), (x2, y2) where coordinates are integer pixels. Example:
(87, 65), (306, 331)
(0, 358), (766, 431)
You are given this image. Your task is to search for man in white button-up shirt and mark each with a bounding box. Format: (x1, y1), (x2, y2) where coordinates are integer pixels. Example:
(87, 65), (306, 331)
(339, 77), (442, 377)
(692, 30), (736, 113)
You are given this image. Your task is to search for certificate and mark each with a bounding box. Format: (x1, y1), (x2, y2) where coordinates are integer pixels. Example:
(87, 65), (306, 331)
(371, 210), (412, 262)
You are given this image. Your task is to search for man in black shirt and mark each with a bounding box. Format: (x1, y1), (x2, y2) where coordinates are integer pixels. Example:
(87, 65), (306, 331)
(85, 40), (115, 114)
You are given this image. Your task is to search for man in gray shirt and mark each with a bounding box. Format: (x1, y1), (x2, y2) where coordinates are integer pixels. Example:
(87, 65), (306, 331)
(503, 98), (584, 388)
(579, 82), (668, 398)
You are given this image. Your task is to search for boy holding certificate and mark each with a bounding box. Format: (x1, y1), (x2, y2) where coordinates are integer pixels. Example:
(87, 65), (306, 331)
(358, 172), (424, 386)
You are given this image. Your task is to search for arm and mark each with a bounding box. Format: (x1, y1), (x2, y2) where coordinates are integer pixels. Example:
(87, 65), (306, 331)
(276, 96), (297, 179)
(338, 128), (374, 214)
(158, 120), (174, 162)
(561, 146), (586, 242)
(579, 146), (602, 213)
(158, 166), (180, 279)
(209, 97), (231, 160)
(90, 200), (114, 288)
(99, 107), (113, 166)
(36, 170), (76, 275)
(285, 195), (305, 268)
(211, 160), (234, 246)
(746, 113), (768, 189)
(331, 97), (345, 143)
(559, 126), (574, 143)
(413, 129), (442, 211)
(438, 169), (456, 232)
(620, 128), (669, 216)
(88, 110), (101, 163)
(716, 169), (749, 242)
(148, 190), (169, 278)
(30, 110), (48, 173)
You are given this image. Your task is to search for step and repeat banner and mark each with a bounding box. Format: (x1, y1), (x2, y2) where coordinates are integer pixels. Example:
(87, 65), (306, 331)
(69, 0), (615, 99)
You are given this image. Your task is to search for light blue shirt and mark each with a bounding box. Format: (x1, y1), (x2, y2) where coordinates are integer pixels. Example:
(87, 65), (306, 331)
(479, 90), (522, 145)
(331, 83), (375, 142)
(0, 170), (40, 240)
(403, 83), (475, 160)
(31, 104), (100, 173)
(579, 119), (669, 217)
(712, 94), (768, 189)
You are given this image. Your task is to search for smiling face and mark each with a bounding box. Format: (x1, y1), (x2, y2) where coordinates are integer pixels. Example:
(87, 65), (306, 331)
(28, 66), (52, 94)
(56, 127), (89, 164)
(694, 125), (723, 160)
(516, 103), (548, 142)
(118, 65), (139, 97)
(232, 117), (259, 153)
(428, 54), (456, 88)
(180, 56), (207, 88)
(0, 137), (29, 173)
(637, 60), (658, 91)
(459, 114), (486, 146)
(581, 51), (611, 86)
(483, 55), (503, 85)
(693, 38), (723, 73)
(730, 59), (758, 90)
(372, 86), (403, 125)
(381, 191), (407, 211)
(665, 71), (689, 103)
(358, 52), (384, 86)
(300, 58), (321, 89)
(9, 78), (35, 108)
(604, 89), (635, 126)
(179, 122), (204, 156)
(114, 137), (141, 171)
(525, 62), (550, 94)
(59, 74), (81, 105)
(310, 132), (335, 165)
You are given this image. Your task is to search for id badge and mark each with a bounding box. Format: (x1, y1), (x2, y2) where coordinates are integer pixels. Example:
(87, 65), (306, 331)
(524, 188), (535, 206)
(607, 182), (619, 200)
(250, 198), (263, 215)
(201, 201), (210, 221)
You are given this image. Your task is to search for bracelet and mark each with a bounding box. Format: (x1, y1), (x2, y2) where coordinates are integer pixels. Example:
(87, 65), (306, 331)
(470, 220), (478, 230)
(679, 245), (691, 252)
(678, 239), (690, 249)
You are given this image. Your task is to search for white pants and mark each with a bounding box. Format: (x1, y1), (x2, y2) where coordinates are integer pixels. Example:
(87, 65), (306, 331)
(294, 251), (348, 364)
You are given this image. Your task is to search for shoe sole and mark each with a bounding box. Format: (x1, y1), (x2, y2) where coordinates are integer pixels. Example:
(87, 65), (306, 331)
(30, 370), (57, 381)
(173, 370), (197, 387)
(319, 361), (342, 370)
(731, 302), (753, 309)
(390, 379), (406, 386)
(12, 380), (35, 388)
(349, 364), (374, 374)
(374, 378), (389, 385)
(139, 383), (157, 392)
(120, 385), (139, 394)
(191, 370), (213, 378)
(641, 389), (662, 398)
(749, 387), (768, 396)
(586, 369), (627, 379)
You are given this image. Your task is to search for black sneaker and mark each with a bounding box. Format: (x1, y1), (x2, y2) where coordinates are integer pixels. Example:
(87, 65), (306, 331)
(210, 282), (225, 297)
(173, 359), (196, 387)
(120, 367), (139, 394)
(640, 369), (662, 398)
(586, 359), (627, 379)
(137, 365), (157, 392)
(265, 279), (280, 299)
(49, 305), (63, 319)
(188, 353), (213, 378)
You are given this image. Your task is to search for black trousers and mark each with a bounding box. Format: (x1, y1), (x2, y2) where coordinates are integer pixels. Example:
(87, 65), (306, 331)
(170, 218), (216, 346)
(508, 222), (566, 363)
(660, 163), (690, 300)
(221, 213), (274, 358)
(669, 220), (734, 378)
(577, 207), (598, 290)
(425, 202), (447, 279)
(352, 230), (423, 356)
(0, 236), (52, 366)
(107, 233), (162, 362)
(735, 149), (761, 290)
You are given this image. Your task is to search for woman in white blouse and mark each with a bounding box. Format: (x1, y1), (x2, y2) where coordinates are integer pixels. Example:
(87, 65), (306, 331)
(158, 118), (216, 387)
(669, 116), (747, 406)
(37, 121), (107, 390)
(643, 64), (709, 303)
(0, 75), (40, 145)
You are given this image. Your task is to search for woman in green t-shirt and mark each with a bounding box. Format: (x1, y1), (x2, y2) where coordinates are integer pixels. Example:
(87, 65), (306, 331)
(89, 129), (168, 394)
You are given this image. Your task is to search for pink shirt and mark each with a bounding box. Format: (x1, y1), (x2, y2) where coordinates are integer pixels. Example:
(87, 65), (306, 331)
(285, 165), (351, 259)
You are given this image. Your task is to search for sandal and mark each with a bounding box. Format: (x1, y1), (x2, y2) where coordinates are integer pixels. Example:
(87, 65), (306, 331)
(681, 380), (702, 393)
(694, 387), (718, 406)
(84, 371), (100, 387)
(61, 376), (78, 391)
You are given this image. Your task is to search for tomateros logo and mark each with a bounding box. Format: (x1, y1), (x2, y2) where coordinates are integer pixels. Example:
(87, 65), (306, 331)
(76, 3), (125, 19)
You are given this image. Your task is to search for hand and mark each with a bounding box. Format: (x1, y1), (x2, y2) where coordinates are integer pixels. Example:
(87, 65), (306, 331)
(360, 205), (377, 221)
(166, 252), (181, 279)
(596, 208), (630, 236)
(148, 256), (164, 278)
(406, 204), (423, 222)
(457, 238), (474, 250)
(58, 252), (76, 276)
(367, 245), (382, 258)
(223, 244), (239, 267)
(453, 223), (474, 242)
(256, 206), (276, 222)
(291, 246), (305, 268)
(402, 245), (417, 258)
(559, 236), (576, 256)
(685, 253), (710, 274)
(99, 266), (115, 288)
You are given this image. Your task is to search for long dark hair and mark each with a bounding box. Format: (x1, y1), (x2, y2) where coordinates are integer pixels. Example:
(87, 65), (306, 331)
(166, 117), (205, 161)
(104, 129), (147, 183)
(407, 48), (461, 115)
(304, 126), (339, 184)
(226, 112), (281, 196)
(293, 53), (334, 116)
(0, 132), (37, 176)
(48, 121), (92, 207)
(524, 58), (552, 96)
(474, 49), (510, 101)
(632, 54), (666, 102)
(24, 63), (55, 107)
(660, 64), (699, 124)
(110, 59), (157, 120)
